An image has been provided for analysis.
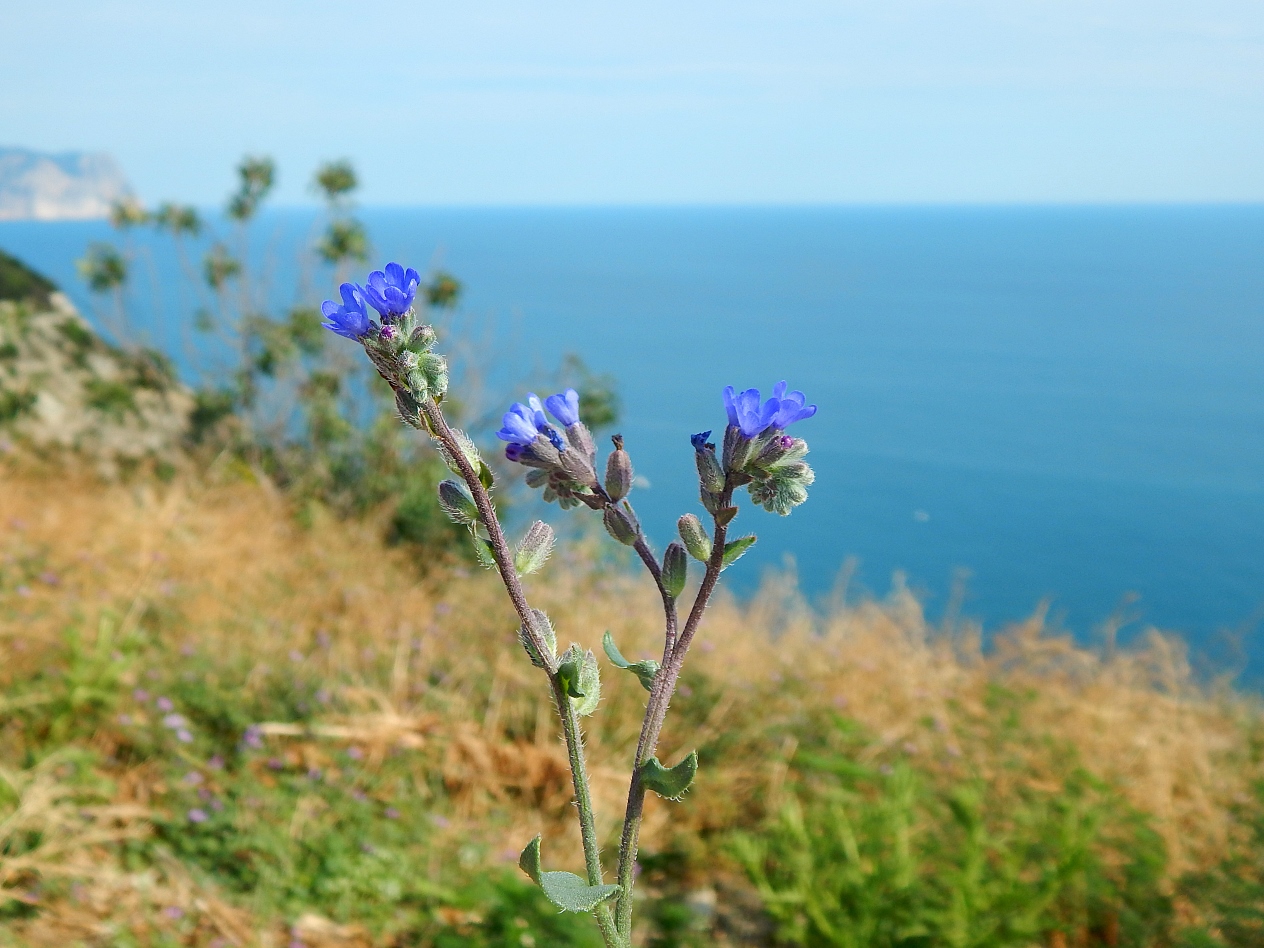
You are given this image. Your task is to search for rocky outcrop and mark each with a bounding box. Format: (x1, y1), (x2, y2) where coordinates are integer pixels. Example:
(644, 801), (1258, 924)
(0, 251), (192, 476)
(0, 148), (133, 221)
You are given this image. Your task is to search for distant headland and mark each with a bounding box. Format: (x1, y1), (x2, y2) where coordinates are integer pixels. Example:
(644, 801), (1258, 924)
(0, 146), (133, 221)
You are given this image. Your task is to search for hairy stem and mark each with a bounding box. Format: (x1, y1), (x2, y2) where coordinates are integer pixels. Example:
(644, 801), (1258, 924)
(418, 399), (622, 947)
(613, 484), (735, 938)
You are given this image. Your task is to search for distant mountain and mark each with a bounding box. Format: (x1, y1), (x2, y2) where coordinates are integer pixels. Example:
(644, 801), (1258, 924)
(0, 147), (133, 221)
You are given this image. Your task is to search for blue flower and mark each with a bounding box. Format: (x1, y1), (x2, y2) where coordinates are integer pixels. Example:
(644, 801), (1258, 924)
(723, 382), (816, 438)
(545, 388), (580, 427)
(496, 402), (542, 446)
(498, 392), (570, 458)
(691, 431), (712, 450)
(320, 283), (372, 339)
(362, 262), (421, 319)
(768, 380), (817, 429)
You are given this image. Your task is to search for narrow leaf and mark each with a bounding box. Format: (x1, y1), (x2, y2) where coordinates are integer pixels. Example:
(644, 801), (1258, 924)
(721, 535), (757, 570)
(602, 631), (630, 668)
(640, 750), (698, 801)
(602, 632), (657, 692)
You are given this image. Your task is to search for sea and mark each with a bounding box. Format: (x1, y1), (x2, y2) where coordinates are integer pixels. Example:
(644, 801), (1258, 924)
(3, 206), (1262, 682)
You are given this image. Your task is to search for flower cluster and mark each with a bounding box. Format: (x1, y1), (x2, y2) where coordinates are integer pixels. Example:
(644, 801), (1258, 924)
(498, 388), (602, 509)
(709, 381), (817, 515)
(321, 262), (448, 410)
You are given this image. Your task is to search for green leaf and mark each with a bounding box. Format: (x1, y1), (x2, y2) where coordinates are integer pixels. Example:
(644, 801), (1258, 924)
(721, 535), (757, 570)
(479, 460), (495, 491)
(540, 872), (621, 913)
(556, 649), (585, 698)
(602, 631), (631, 668)
(639, 751), (698, 801)
(519, 835), (543, 884)
(602, 632), (658, 692)
(519, 835), (620, 913)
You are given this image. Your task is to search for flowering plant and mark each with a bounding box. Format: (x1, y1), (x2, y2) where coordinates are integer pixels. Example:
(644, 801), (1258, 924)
(325, 265), (816, 946)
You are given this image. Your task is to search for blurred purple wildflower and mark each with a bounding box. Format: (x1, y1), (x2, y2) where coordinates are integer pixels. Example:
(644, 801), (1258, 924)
(187, 808), (208, 824)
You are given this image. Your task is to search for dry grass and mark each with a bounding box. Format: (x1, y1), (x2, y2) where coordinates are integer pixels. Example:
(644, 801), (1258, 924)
(0, 458), (1260, 943)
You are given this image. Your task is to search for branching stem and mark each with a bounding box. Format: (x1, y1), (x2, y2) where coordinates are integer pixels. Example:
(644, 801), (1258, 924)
(418, 399), (623, 948)
(612, 483), (735, 938)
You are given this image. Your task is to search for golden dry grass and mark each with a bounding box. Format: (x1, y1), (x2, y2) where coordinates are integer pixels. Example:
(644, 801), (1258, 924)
(0, 458), (1260, 943)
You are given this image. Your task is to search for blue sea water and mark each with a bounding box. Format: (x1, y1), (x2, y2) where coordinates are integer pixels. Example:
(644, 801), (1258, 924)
(3, 206), (1263, 680)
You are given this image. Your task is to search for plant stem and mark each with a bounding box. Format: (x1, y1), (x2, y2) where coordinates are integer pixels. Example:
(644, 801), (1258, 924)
(612, 484), (735, 938)
(553, 675), (624, 948)
(418, 399), (623, 948)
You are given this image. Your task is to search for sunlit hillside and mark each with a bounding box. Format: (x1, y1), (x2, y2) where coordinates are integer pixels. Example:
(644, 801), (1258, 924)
(1, 459), (1260, 946)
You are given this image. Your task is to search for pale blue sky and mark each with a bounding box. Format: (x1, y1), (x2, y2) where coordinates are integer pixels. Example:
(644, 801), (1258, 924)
(3, 1), (1262, 205)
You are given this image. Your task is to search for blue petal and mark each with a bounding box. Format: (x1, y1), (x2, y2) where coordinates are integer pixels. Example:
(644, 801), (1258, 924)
(544, 389), (579, 427)
(722, 386), (738, 427)
(384, 262), (405, 286)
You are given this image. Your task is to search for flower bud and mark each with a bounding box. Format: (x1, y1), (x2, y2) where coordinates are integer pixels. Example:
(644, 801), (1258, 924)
(565, 421), (598, 464)
(662, 542), (687, 599)
(515, 520), (555, 576)
(677, 513), (712, 562)
(695, 445), (725, 493)
(406, 324), (437, 352)
(602, 505), (639, 546)
(605, 436), (633, 501)
(437, 479), (478, 525)
(752, 434), (796, 469)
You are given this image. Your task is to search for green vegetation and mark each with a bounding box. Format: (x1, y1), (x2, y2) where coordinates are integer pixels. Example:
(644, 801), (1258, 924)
(0, 468), (1260, 946)
(0, 249), (55, 306)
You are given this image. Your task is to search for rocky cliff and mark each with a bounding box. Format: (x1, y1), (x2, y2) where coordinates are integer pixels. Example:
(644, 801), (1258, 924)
(0, 249), (192, 476)
(0, 147), (133, 221)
